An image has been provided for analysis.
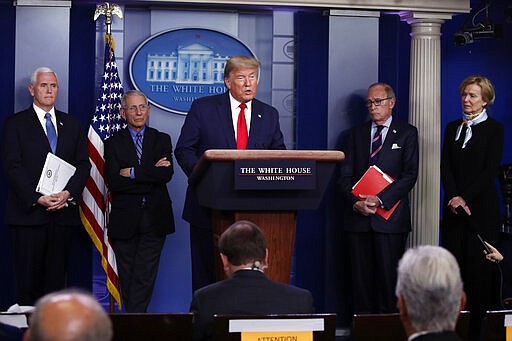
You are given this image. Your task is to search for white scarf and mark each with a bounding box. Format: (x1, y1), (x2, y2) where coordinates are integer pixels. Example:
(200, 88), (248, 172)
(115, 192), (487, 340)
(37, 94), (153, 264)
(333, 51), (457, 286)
(455, 109), (488, 148)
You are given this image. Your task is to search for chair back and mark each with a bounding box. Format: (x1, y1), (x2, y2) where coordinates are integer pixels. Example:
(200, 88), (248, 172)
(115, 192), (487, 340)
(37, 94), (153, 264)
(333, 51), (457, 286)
(481, 309), (512, 341)
(109, 312), (193, 341)
(352, 313), (406, 341)
(352, 311), (470, 341)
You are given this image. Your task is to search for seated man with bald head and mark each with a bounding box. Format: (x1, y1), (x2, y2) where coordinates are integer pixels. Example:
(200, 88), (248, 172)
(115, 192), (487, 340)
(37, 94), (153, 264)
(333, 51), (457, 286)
(24, 289), (112, 341)
(190, 220), (314, 341)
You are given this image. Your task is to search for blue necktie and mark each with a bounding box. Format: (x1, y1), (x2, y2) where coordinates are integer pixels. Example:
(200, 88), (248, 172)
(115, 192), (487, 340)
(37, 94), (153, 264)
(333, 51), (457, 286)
(135, 132), (143, 164)
(370, 125), (384, 165)
(135, 132), (146, 207)
(45, 113), (57, 153)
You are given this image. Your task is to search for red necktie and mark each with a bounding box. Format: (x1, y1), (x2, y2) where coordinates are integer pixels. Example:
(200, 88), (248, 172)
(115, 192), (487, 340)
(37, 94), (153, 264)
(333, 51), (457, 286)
(237, 103), (248, 149)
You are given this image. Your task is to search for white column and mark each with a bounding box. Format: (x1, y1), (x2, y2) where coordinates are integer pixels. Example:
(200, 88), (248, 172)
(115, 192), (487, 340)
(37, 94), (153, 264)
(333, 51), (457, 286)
(400, 12), (451, 247)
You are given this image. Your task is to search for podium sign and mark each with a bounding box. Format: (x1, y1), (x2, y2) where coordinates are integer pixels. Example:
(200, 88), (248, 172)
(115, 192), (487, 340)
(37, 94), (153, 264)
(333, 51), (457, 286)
(234, 159), (316, 190)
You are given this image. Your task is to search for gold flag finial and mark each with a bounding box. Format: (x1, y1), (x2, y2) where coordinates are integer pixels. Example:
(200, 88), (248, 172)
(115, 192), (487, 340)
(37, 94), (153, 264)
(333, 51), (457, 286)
(94, 2), (123, 35)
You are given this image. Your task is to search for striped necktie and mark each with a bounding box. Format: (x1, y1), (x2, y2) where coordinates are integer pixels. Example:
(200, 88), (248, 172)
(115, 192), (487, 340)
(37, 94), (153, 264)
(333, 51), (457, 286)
(135, 132), (143, 164)
(135, 132), (146, 207)
(370, 125), (384, 165)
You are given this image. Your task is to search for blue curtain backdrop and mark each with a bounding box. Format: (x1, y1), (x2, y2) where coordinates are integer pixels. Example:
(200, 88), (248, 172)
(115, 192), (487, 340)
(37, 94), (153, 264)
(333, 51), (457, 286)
(0, 1), (16, 311)
(294, 7), (332, 317)
(66, 2), (96, 293)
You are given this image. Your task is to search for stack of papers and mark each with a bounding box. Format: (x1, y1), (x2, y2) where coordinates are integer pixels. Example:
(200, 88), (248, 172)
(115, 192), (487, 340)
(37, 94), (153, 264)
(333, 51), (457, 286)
(351, 165), (400, 220)
(36, 153), (76, 195)
(0, 304), (34, 328)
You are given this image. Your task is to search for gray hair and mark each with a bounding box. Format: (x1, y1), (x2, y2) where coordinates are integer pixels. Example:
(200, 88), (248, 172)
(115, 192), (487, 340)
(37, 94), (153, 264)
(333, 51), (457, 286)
(121, 89), (148, 108)
(395, 245), (463, 332)
(29, 289), (113, 341)
(368, 82), (396, 99)
(30, 67), (57, 84)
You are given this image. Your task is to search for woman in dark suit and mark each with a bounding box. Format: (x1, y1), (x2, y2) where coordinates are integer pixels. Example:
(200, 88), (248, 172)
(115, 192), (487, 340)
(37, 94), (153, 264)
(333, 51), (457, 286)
(441, 75), (504, 340)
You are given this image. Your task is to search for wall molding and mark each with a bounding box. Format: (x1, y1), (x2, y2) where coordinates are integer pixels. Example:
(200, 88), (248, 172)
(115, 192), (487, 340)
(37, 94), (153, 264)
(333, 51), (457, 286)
(14, 0), (71, 7)
(142, 0), (470, 14)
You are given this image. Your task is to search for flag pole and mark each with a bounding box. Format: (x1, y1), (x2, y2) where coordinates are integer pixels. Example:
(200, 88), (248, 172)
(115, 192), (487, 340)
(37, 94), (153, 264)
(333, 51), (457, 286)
(84, 2), (124, 313)
(94, 2), (123, 36)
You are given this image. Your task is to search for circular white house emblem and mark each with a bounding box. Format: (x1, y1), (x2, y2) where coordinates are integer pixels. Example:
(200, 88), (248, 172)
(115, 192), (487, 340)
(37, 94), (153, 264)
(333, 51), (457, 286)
(129, 28), (256, 115)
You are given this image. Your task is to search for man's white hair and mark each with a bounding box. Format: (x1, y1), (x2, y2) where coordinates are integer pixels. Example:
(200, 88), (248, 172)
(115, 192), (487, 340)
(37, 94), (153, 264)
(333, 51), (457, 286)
(396, 245), (463, 332)
(30, 67), (57, 84)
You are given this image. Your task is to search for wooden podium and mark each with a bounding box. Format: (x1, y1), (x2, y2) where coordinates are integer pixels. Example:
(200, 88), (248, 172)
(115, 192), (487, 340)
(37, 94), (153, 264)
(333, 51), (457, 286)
(190, 149), (344, 283)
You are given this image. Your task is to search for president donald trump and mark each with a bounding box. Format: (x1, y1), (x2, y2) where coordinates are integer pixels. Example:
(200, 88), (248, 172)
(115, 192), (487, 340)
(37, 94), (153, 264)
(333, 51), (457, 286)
(175, 55), (286, 292)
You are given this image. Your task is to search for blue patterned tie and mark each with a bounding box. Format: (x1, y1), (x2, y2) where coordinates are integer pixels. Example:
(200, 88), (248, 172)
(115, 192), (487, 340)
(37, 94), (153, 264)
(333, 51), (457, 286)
(135, 132), (143, 164)
(370, 125), (384, 165)
(45, 113), (57, 153)
(135, 132), (146, 206)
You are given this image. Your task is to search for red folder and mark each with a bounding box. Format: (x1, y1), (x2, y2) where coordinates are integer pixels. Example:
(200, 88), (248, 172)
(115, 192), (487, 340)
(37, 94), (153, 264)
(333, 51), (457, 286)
(351, 165), (399, 220)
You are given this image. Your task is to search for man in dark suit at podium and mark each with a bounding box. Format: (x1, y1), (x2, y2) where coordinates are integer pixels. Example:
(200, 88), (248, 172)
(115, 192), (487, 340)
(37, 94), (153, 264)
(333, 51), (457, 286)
(175, 56), (286, 292)
(339, 82), (418, 314)
(189, 220), (314, 341)
(1, 67), (90, 305)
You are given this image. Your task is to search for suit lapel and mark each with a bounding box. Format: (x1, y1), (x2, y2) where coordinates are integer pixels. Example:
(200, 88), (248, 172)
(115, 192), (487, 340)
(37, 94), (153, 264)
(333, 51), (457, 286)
(247, 99), (262, 149)
(54, 110), (66, 153)
(375, 119), (399, 167)
(141, 127), (156, 164)
(29, 107), (53, 152)
(217, 92), (237, 148)
(120, 128), (138, 164)
(359, 122), (372, 165)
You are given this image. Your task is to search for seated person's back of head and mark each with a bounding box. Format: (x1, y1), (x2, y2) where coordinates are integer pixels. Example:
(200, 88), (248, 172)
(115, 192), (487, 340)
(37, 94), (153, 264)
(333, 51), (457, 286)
(190, 220), (314, 341)
(395, 245), (466, 340)
(24, 289), (112, 341)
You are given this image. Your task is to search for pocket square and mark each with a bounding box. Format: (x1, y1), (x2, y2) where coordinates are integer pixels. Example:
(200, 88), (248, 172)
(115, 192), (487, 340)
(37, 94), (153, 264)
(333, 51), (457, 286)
(391, 143), (401, 149)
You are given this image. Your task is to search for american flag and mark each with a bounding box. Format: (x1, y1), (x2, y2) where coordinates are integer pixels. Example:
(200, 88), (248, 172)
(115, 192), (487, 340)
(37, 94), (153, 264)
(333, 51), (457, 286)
(79, 34), (125, 309)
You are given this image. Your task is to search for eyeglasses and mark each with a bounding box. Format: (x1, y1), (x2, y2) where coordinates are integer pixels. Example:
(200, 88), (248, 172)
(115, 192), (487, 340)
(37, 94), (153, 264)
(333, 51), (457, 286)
(125, 104), (149, 113)
(366, 97), (393, 108)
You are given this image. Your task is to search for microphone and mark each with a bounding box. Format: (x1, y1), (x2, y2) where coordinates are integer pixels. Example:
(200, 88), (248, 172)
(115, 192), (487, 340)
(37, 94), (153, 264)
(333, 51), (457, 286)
(455, 205), (493, 255)
(455, 206), (505, 310)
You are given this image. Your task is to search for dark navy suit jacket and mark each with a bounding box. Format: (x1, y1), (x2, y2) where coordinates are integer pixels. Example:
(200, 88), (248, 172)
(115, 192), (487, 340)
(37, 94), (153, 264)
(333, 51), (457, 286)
(1, 107), (91, 226)
(190, 270), (314, 341)
(412, 331), (461, 341)
(339, 118), (419, 233)
(104, 127), (175, 239)
(175, 92), (285, 227)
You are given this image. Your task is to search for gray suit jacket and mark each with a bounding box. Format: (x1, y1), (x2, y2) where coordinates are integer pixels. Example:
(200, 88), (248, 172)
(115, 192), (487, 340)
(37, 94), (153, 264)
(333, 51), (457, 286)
(412, 331), (461, 341)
